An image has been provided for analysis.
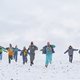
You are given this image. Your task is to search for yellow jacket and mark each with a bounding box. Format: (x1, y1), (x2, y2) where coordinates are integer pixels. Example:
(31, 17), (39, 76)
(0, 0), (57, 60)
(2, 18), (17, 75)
(23, 50), (27, 56)
(7, 48), (14, 56)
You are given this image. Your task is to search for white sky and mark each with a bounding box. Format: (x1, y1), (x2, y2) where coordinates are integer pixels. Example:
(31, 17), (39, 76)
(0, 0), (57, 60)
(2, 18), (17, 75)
(0, 0), (80, 51)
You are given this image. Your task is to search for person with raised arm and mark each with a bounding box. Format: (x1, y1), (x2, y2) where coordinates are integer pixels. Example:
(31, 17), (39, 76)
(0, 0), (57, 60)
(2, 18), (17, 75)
(13, 45), (21, 62)
(6, 44), (14, 64)
(28, 42), (38, 66)
(41, 42), (55, 68)
(20, 47), (28, 64)
(0, 46), (7, 61)
(64, 45), (78, 63)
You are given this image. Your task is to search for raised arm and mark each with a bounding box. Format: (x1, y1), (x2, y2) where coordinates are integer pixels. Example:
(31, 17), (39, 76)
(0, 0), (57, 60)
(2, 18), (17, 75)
(35, 46), (38, 50)
(52, 45), (56, 48)
(28, 46), (30, 51)
(73, 49), (78, 51)
(18, 48), (21, 51)
(2, 47), (7, 52)
(64, 49), (69, 54)
(40, 49), (43, 51)
(79, 50), (80, 54)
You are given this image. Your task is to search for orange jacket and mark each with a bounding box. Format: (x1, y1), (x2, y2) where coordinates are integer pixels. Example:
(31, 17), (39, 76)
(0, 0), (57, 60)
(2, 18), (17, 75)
(7, 48), (14, 56)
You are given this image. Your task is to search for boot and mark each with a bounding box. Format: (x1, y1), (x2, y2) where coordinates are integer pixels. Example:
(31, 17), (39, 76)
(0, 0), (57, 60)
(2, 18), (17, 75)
(45, 65), (48, 68)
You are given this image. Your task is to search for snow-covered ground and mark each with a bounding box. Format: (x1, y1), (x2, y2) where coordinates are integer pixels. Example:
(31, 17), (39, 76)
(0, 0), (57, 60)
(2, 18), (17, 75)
(0, 51), (80, 80)
(0, 0), (80, 80)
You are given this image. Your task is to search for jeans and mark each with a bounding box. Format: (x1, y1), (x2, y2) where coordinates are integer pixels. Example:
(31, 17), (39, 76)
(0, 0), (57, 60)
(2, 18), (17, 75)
(0, 53), (2, 60)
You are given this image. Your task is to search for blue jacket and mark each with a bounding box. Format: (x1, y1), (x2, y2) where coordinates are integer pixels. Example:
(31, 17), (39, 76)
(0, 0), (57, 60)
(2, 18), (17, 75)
(41, 45), (55, 54)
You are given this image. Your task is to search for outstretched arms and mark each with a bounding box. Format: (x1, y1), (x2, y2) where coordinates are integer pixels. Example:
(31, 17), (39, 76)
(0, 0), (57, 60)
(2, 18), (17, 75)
(73, 49), (78, 51)
(78, 49), (80, 54)
(1, 47), (7, 52)
(40, 49), (43, 51)
(64, 49), (69, 54)
(18, 48), (22, 51)
(51, 45), (56, 48)
(35, 46), (38, 50)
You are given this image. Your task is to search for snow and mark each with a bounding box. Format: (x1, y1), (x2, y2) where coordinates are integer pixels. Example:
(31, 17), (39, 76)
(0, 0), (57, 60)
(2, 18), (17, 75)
(0, 0), (80, 80)
(0, 52), (80, 80)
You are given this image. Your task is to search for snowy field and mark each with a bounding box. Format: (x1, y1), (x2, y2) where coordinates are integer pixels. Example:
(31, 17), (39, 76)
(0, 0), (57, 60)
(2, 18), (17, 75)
(0, 51), (80, 80)
(0, 0), (80, 80)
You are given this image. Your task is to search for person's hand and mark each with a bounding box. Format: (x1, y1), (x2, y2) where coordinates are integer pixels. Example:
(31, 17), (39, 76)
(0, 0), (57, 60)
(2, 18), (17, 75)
(79, 50), (80, 54)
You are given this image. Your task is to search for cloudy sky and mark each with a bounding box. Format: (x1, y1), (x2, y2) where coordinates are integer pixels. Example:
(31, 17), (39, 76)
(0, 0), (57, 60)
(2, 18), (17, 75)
(0, 0), (80, 52)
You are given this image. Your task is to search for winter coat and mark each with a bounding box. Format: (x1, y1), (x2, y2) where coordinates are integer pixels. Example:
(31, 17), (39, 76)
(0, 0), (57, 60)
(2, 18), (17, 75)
(64, 48), (78, 56)
(20, 50), (28, 57)
(41, 45), (55, 54)
(13, 48), (21, 55)
(7, 48), (14, 56)
(28, 45), (38, 54)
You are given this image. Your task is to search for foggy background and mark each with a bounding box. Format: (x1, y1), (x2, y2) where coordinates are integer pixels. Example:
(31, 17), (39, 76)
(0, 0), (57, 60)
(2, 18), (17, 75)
(0, 0), (80, 60)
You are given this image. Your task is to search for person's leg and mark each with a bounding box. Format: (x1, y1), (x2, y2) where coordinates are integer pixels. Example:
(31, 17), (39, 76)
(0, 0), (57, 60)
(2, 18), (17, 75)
(9, 56), (11, 64)
(49, 53), (52, 64)
(14, 53), (15, 59)
(45, 54), (49, 67)
(30, 54), (32, 65)
(33, 53), (35, 61)
(14, 53), (17, 62)
(45, 53), (53, 66)
(15, 54), (18, 62)
(32, 53), (35, 64)
(69, 55), (72, 63)
(25, 56), (27, 63)
(71, 55), (73, 63)
(0, 54), (2, 60)
(24, 56), (27, 64)
(23, 56), (25, 64)
(30, 54), (34, 66)
(69, 56), (71, 62)
(46, 53), (52, 64)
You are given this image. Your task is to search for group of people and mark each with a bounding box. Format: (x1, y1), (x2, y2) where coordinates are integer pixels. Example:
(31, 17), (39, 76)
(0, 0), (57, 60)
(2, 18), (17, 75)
(0, 42), (38, 66)
(0, 41), (80, 68)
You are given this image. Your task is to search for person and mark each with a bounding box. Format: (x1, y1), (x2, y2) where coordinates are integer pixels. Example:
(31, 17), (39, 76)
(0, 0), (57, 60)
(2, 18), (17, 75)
(13, 45), (21, 62)
(20, 47), (28, 64)
(28, 42), (38, 66)
(41, 42), (55, 68)
(0, 46), (6, 61)
(6, 44), (14, 64)
(64, 45), (78, 63)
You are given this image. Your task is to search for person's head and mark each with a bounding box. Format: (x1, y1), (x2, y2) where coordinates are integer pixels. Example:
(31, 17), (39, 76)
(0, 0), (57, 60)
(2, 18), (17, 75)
(23, 46), (26, 50)
(31, 41), (33, 46)
(47, 42), (50, 47)
(9, 44), (12, 48)
(15, 45), (17, 48)
(69, 45), (73, 49)
(0, 46), (1, 49)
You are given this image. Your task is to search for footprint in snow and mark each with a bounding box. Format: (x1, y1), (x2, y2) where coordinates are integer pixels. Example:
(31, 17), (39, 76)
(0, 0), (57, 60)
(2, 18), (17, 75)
(11, 78), (13, 80)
